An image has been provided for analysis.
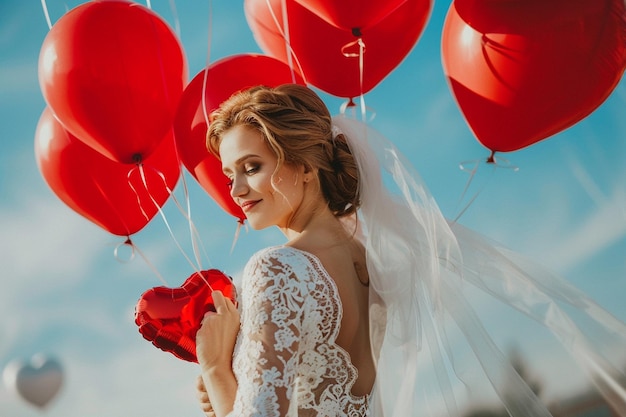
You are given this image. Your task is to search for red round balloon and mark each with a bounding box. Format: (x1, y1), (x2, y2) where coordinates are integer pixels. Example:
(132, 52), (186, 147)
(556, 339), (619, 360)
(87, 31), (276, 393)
(294, 0), (408, 31)
(135, 269), (236, 363)
(174, 54), (305, 221)
(441, 0), (626, 153)
(38, 0), (188, 163)
(245, 0), (432, 98)
(35, 108), (180, 236)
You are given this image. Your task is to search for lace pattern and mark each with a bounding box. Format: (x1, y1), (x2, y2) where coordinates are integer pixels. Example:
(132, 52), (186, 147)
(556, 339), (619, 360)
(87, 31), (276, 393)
(227, 246), (369, 417)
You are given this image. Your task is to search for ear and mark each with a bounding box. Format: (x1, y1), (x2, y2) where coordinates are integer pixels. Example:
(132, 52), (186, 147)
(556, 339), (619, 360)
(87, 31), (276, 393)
(302, 164), (318, 182)
(303, 162), (319, 174)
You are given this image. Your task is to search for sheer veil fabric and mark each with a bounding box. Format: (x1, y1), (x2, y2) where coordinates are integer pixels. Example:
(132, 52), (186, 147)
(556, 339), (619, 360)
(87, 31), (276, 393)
(331, 115), (626, 417)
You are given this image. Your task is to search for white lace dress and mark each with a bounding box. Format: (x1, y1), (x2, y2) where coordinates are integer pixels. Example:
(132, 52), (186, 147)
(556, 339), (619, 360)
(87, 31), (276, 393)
(225, 246), (370, 417)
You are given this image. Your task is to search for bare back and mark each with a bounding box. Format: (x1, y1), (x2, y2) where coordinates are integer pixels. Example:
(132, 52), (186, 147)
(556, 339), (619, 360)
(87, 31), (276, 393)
(290, 237), (376, 397)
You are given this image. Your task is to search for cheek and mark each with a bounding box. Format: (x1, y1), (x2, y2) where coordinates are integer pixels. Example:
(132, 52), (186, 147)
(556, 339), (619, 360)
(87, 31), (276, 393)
(261, 175), (278, 194)
(271, 169), (304, 204)
(244, 170), (271, 190)
(283, 183), (306, 207)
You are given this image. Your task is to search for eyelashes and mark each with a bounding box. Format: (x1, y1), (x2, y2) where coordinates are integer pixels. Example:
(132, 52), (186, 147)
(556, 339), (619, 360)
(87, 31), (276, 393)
(226, 164), (261, 188)
(245, 165), (259, 175)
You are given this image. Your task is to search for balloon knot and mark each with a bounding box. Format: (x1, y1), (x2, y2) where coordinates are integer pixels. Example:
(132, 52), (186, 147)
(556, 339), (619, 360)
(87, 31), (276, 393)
(486, 151), (496, 164)
(132, 153), (143, 165)
(352, 27), (362, 37)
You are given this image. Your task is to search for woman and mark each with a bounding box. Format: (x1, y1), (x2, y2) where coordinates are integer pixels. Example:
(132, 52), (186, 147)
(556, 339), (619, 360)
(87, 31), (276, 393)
(196, 84), (626, 417)
(196, 84), (375, 417)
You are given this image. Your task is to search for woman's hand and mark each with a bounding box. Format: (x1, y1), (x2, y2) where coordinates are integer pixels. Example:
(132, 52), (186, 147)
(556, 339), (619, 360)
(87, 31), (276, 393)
(196, 290), (240, 373)
(196, 290), (240, 417)
(196, 375), (215, 417)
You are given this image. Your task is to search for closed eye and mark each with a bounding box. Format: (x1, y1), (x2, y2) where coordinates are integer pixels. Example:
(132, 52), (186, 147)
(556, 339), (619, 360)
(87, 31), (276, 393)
(223, 161), (261, 189)
(245, 164), (260, 175)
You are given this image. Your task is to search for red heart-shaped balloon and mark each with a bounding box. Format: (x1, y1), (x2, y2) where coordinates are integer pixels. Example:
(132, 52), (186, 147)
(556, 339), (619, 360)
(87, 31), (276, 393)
(245, 0), (432, 98)
(441, 0), (626, 153)
(135, 269), (236, 362)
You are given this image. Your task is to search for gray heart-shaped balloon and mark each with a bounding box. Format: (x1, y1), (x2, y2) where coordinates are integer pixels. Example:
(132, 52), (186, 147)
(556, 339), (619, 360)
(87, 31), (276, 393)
(3, 354), (63, 408)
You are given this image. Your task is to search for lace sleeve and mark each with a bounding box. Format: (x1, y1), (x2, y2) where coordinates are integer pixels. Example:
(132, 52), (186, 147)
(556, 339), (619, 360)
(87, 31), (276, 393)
(229, 247), (312, 417)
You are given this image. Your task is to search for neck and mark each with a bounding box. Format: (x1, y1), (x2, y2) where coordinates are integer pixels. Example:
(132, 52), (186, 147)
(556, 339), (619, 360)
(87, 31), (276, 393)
(279, 200), (342, 244)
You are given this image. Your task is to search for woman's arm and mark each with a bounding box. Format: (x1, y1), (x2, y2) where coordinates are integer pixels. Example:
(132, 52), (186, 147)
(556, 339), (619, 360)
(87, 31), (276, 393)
(228, 248), (311, 416)
(196, 248), (311, 416)
(196, 290), (240, 417)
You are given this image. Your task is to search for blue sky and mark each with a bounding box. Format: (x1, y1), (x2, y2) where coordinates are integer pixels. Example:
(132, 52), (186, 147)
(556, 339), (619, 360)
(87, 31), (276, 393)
(1, 1), (625, 415)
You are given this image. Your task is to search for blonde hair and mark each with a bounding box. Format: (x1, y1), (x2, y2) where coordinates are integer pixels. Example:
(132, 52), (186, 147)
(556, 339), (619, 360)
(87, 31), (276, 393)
(207, 84), (359, 217)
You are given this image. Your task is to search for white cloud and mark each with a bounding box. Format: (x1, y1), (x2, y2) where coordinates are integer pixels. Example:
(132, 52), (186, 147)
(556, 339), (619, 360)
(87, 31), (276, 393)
(537, 151), (626, 273)
(548, 189), (626, 272)
(46, 343), (200, 416)
(0, 194), (105, 293)
(1, 339), (203, 416)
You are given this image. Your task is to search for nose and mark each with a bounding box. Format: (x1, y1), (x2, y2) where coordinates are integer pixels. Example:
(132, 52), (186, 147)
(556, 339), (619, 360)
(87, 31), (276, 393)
(229, 174), (248, 199)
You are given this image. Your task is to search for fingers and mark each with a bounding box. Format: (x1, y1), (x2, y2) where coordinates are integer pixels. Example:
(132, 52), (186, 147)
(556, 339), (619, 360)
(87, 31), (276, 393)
(196, 386), (209, 403)
(196, 381), (209, 404)
(196, 375), (213, 414)
(212, 290), (225, 314)
(199, 291), (232, 329)
(212, 290), (235, 314)
(196, 374), (206, 392)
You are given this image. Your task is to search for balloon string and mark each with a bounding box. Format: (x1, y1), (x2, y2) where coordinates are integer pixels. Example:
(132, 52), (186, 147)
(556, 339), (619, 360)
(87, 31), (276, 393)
(266, 0), (308, 84)
(357, 39), (366, 122)
(146, 0), (152, 9)
(87, 175), (166, 282)
(176, 171), (211, 270)
(341, 37), (368, 121)
(279, 0), (297, 84)
(338, 98), (376, 124)
(452, 160), (492, 224)
(133, 241), (169, 286)
(131, 165), (216, 288)
(120, 0), (208, 267)
(230, 219), (247, 254)
(201, 0), (214, 126)
(91, 174), (136, 237)
(132, 164), (211, 273)
(201, 67), (210, 126)
(452, 152), (519, 223)
(115, 238), (170, 286)
(338, 35), (376, 122)
(40, 0), (52, 29)
(159, 79), (208, 271)
(151, 166), (209, 272)
(192, 271), (216, 295)
(127, 164), (152, 223)
(168, 0), (182, 38)
(123, 163), (217, 291)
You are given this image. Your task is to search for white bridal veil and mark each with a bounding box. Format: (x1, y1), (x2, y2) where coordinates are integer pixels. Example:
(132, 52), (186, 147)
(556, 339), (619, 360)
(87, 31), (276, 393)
(332, 115), (626, 417)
